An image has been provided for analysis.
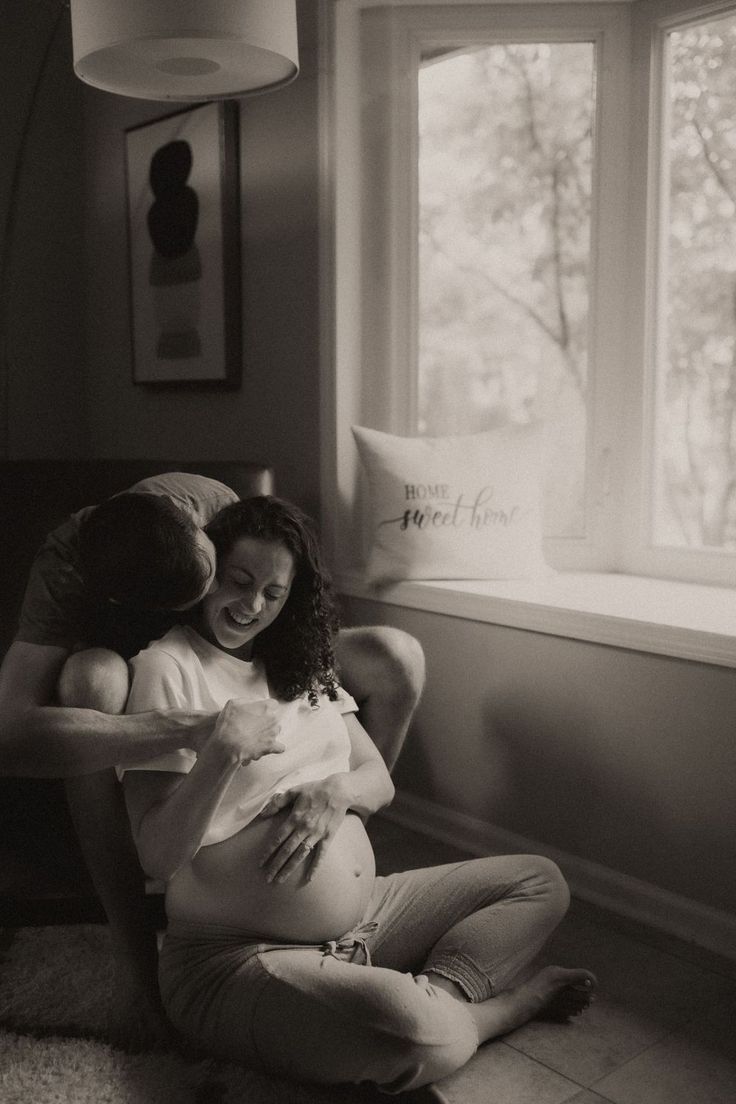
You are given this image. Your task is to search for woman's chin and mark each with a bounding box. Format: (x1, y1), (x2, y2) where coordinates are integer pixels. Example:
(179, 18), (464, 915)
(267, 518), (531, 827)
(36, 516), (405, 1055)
(215, 627), (255, 656)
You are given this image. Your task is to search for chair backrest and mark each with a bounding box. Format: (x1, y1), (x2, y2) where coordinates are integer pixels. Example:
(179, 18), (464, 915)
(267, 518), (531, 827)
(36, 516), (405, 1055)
(0, 459), (274, 659)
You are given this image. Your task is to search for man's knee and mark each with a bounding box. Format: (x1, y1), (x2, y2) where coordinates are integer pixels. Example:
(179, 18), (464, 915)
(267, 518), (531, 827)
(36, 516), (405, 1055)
(378, 627), (426, 705)
(57, 648), (130, 714)
(338, 626), (426, 706)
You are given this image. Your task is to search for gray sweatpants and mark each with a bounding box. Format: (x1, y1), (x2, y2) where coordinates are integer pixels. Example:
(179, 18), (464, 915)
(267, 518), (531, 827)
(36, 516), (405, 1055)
(159, 854), (570, 1093)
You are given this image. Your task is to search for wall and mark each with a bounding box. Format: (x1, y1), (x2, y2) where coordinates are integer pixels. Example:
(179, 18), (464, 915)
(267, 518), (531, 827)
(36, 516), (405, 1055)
(0, 2), (323, 510)
(341, 595), (736, 925)
(0, 0), (87, 459)
(81, 2), (323, 516)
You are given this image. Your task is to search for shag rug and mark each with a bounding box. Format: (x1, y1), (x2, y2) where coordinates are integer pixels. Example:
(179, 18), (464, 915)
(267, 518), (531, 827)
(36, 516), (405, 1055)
(0, 925), (394, 1104)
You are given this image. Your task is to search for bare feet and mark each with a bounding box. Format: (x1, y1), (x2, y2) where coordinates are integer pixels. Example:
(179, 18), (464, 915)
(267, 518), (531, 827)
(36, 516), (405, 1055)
(454, 966), (597, 1043)
(533, 967), (597, 1023)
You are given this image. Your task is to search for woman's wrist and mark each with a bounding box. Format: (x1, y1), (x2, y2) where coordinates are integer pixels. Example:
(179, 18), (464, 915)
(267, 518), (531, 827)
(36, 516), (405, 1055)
(197, 734), (250, 772)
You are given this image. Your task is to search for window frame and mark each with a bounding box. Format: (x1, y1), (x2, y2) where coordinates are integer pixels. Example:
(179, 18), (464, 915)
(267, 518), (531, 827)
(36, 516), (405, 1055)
(319, 0), (736, 589)
(622, 0), (736, 584)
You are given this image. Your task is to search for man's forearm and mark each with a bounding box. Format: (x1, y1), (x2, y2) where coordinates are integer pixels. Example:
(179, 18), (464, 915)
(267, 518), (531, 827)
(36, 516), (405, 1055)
(0, 705), (216, 778)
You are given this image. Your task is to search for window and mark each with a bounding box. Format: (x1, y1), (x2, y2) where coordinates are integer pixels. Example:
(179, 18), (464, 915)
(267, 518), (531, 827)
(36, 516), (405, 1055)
(322, 0), (736, 589)
(652, 12), (736, 555)
(417, 41), (596, 540)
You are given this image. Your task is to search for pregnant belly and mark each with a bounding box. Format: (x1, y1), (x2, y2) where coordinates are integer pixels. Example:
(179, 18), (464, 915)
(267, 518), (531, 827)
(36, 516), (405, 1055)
(165, 811), (376, 943)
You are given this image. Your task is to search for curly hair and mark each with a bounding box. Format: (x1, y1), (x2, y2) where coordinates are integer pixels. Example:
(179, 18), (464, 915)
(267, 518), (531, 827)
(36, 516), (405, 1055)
(204, 496), (340, 705)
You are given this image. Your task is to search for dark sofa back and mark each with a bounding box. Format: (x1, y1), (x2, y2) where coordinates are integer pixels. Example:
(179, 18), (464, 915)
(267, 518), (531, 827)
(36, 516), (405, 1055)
(0, 459), (274, 660)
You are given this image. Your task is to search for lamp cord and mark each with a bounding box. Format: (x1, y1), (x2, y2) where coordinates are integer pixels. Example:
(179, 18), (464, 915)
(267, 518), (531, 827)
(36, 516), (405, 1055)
(0, 0), (68, 458)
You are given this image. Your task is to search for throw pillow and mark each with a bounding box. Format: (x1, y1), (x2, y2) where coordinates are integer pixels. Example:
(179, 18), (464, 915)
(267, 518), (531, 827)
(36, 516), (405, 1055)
(352, 424), (547, 584)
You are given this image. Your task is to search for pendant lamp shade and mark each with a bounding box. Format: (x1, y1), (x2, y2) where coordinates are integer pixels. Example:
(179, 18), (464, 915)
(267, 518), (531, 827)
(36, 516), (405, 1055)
(69, 0), (299, 101)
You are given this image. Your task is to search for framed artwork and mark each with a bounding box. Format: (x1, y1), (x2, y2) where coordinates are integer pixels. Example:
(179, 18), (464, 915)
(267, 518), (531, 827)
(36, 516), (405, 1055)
(124, 101), (241, 387)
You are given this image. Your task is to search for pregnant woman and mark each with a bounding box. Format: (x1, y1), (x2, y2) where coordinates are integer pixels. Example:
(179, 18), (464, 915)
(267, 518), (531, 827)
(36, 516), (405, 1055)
(121, 495), (595, 1093)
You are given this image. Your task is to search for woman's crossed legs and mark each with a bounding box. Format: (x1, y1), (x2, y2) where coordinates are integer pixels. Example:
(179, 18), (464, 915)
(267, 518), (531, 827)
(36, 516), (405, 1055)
(159, 854), (595, 1093)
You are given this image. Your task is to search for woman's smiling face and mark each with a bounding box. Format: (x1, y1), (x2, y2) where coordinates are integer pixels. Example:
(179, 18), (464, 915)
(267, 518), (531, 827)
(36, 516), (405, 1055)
(200, 536), (296, 657)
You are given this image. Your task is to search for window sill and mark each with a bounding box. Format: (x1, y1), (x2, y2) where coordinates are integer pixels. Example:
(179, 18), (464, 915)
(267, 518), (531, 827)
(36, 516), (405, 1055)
(336, 570), (736, 669)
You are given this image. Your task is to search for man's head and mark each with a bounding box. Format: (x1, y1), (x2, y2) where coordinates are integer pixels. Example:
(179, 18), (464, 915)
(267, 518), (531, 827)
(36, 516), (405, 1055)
(78, 493), (217, 611)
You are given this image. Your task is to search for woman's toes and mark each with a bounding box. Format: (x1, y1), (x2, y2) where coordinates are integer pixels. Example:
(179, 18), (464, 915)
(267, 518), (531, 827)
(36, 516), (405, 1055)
(535, 968), (597, 1023)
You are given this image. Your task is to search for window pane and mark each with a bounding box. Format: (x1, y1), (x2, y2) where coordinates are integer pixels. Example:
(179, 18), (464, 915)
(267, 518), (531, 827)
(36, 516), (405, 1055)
(417, 42), (595, 538)
(652, 14), (736, 550)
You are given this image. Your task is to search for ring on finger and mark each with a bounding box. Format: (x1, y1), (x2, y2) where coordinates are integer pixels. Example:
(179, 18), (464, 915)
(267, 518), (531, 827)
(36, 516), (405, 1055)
(300, 839), (315, 853)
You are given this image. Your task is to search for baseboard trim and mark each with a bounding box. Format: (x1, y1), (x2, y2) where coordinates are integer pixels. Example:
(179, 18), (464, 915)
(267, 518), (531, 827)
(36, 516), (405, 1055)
(385, 789), (736, 963)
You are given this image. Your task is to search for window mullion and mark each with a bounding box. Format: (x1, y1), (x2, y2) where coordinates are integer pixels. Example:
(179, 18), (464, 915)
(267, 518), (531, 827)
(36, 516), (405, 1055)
(361, 10), (416, 433)
(585, 9), (635, 572)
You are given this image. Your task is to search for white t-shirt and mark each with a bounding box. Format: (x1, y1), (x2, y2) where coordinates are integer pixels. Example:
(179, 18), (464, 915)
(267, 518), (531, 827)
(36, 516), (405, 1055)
(121, 625), (358, 846)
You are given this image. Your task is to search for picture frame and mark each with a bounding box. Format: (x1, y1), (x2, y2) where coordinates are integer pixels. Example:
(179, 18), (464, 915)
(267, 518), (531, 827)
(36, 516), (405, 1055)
(124, 101), (241, 388)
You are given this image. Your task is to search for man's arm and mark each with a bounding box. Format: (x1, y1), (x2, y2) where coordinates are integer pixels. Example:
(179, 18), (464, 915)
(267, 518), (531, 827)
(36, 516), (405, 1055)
(335, 626), (425, 771)
(0, 641), (216, 777)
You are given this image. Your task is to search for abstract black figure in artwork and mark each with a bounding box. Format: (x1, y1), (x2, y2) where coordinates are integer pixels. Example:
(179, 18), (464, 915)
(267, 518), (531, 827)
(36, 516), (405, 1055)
(147, 139), (202, 360)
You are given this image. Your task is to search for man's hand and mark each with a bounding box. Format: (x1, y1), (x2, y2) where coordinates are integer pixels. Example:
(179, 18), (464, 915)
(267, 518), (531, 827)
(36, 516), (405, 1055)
(205, 698), (285, 765)
(258, 775), (350, 884)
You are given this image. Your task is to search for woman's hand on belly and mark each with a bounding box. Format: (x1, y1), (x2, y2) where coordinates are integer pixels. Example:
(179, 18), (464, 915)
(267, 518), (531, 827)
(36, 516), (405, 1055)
(168, 813), (376, 941)
(257, 773), (351, 884)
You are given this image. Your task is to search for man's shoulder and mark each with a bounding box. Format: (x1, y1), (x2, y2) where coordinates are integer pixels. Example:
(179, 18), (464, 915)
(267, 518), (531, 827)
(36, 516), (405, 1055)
(15, 519), (92, 650)
(124, 472), (238, 527)
(124, 471), (235, 498)
(132, 625), (195, 669)
(44, 505), (94, 552)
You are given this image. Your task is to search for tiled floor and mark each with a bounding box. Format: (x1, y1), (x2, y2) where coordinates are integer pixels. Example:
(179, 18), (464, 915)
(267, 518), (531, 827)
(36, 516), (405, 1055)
(367, 815), (736, 1104)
